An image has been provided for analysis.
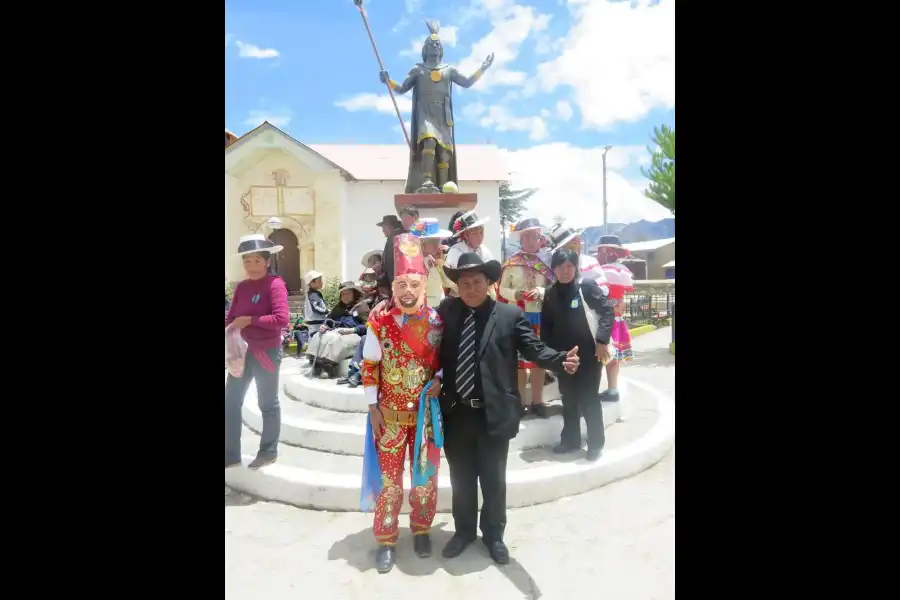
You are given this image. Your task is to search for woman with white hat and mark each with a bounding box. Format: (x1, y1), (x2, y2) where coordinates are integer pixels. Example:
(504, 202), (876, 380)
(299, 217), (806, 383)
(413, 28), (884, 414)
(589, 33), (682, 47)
(225, 234), (290, 470)
(444, 210), (497, 299)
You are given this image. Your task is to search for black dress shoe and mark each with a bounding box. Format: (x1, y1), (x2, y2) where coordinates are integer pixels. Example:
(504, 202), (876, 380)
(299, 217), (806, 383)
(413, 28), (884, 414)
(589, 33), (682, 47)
(413, 534), (432, 558)
(586, 447), (603, 462)
(484, 539), (510, 565)
(348, 373), (361, 388)
(552, 443), (580, 454)
(442, 534), (474, 558)
(531, 403), (549, 419)
(375, 545), (395, 574)
(336, 376), (350, 385)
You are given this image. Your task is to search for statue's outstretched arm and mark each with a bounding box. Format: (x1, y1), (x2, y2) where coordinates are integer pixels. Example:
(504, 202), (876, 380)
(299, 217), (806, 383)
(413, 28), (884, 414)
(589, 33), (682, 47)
(449, 54), (493, 89)
(382, 67), (419, 95)
(449, 66), (484, 89)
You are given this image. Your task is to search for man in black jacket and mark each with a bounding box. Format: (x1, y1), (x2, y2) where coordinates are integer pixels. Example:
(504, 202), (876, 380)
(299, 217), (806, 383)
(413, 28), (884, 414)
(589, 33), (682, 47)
(436, 252), (580, 565)
(541, 247), (615, 461)
(377, 206), (419, 287)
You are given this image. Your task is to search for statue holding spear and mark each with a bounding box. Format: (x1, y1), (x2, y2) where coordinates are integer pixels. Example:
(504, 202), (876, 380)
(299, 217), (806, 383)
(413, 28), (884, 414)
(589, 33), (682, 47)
(353, 0), (495, 194)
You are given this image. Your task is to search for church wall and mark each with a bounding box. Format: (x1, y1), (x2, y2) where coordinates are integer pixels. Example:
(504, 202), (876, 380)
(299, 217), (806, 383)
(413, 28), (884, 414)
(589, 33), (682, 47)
(225, 149), (325, 288)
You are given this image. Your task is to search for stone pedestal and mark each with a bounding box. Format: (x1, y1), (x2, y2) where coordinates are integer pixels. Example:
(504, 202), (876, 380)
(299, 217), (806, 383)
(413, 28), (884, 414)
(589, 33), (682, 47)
(393, 192), (478, 213)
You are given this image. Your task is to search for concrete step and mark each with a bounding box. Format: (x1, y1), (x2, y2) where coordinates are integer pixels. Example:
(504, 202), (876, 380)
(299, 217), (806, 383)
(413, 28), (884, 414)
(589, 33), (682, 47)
(242, 377), (620, 455)
(283, 358), (562, 413)
(224, 363), (675, 512)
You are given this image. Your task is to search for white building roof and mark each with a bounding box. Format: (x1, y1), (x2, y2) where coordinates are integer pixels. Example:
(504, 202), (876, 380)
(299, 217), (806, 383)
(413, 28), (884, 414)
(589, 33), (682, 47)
(224, 121), (510, 183)
(310, 144), (509, 182)
(623, 237), (675, 252)
(661, 260), (675, 268)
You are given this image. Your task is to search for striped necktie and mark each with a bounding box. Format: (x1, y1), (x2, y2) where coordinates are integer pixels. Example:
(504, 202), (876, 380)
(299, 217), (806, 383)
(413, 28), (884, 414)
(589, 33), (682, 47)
(456, 308), (477, 399)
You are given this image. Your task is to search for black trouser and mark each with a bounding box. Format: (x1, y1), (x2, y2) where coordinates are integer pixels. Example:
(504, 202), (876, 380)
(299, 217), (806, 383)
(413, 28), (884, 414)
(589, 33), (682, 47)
(557, 359), (605, 451)
(443, 403), (510, 543)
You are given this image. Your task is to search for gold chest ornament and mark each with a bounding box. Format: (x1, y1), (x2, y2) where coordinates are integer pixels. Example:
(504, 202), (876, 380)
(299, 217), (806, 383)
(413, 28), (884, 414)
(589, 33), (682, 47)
(430, 69), (442, 82)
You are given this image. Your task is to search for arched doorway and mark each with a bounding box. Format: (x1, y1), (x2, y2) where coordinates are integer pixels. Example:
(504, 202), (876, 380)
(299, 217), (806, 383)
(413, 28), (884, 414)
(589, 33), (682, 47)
(268, 228), (302, 293)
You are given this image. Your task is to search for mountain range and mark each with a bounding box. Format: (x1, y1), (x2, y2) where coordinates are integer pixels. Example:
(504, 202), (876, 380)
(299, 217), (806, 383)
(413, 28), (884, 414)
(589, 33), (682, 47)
(502, 218), (675, 258)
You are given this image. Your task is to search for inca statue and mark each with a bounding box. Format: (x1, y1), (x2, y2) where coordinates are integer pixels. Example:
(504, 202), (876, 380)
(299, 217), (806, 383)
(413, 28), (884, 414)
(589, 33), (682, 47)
(379, 20), (494, 194)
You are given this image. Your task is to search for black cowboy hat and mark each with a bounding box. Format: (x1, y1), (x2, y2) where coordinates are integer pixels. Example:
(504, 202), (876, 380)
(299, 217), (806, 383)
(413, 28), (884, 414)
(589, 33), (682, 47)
(443, 252), (502, 284)
(376, 215), (402, 228)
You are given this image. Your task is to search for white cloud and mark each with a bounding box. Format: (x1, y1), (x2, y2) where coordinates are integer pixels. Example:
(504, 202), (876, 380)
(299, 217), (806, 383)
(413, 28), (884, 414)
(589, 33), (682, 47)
(462, 102), (488, 119)
(400, 24), (460, 58)
(502, 143), (673, 227)
(556, 100), (573, 121)
(490, 69), (527, 86)
(235, 40), (280, 59)
(392, 120), (413, 138)
(441, 26), (459, 48)
(479, 105), (548, 141)
(535, 0), (675, 129)
(455, 1), (551, 90)
(243, 109), (292, 128)
(335, 92), (413, 115)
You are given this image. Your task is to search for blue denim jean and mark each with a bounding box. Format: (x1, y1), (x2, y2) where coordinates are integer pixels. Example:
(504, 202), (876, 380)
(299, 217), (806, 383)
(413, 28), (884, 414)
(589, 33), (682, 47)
(224, 346), (282, 463)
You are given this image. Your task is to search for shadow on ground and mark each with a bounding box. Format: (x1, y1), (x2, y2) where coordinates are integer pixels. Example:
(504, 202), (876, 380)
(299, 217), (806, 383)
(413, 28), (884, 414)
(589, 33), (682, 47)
(225, 486), (258, 507)
(328, 522), (543, 598)
(628, 345), (675, 369)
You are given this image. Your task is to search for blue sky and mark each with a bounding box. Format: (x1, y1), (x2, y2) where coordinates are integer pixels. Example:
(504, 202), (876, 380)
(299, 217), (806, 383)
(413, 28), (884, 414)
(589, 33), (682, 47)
(225, 0), (675, 227)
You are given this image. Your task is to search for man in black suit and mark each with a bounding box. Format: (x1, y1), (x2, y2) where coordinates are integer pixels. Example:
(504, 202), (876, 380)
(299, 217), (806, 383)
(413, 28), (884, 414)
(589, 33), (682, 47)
(377, 206), (419, 287)
(435, 252), (580, 565)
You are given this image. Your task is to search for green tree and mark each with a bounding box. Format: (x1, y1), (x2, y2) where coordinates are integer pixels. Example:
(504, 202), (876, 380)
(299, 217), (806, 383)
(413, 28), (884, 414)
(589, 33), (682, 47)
(499, 181), (537, 260)
(640, 124), (675, 214)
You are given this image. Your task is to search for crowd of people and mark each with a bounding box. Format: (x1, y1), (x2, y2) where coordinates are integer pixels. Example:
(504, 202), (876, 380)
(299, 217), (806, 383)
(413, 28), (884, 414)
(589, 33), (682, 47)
(223, 209), (637, 573)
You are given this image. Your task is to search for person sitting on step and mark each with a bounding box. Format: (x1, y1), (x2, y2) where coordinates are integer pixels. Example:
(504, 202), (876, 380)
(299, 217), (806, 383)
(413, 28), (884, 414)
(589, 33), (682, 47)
(306, 281), (370, 379)
(304, 270), (329, 337)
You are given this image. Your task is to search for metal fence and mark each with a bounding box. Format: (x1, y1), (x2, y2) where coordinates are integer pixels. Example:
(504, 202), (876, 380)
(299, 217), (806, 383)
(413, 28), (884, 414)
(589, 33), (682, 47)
(623, 285), (675, 328)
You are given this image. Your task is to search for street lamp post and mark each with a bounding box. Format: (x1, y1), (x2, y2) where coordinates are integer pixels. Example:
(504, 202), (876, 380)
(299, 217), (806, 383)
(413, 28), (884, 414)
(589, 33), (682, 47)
(602, 145), (612, 234)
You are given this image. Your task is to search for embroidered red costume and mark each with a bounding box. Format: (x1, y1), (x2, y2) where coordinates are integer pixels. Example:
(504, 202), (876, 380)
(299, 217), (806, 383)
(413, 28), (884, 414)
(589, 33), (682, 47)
(360, 233), (443, 547)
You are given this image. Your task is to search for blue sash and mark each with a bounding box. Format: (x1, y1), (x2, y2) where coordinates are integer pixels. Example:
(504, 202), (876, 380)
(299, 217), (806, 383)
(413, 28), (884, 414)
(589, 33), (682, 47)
(359, 381), (443, 511)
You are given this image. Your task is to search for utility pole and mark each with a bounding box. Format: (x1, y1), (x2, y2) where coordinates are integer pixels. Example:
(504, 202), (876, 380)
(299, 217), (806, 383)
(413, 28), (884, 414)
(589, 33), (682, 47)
(602, 145), (612, 234)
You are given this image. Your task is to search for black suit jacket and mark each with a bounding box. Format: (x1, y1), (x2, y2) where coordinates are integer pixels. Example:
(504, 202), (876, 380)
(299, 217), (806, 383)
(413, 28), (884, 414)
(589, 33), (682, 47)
(438, 297), (567, 439)
(377, 228), (408, 287)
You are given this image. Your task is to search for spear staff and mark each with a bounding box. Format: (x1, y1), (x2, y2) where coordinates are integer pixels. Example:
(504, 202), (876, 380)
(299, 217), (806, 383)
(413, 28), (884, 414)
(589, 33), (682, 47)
(352, 0), (411, 148)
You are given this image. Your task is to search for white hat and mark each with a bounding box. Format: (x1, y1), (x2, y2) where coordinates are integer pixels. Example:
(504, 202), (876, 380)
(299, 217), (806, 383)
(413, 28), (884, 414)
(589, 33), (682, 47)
(450, 210), (491, 237)
(304, 270), (324, 283)
(411, 217), (453, 239)
(360, 249), (383, 268)
(237, 234), (283, 256)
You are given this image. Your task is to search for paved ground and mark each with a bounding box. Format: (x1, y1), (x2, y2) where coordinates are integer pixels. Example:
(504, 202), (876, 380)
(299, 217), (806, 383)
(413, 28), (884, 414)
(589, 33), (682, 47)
(225, 328), (674, 600)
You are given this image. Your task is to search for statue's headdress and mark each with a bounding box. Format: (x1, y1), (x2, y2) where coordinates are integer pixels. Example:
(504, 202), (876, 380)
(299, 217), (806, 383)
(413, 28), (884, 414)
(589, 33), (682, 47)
(422, 20), (444, 62)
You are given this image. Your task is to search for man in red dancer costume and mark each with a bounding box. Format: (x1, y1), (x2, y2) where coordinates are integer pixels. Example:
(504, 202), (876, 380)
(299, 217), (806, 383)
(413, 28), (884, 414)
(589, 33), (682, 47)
(498, 216), (553, 418)
(359, 232), (444, 574)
